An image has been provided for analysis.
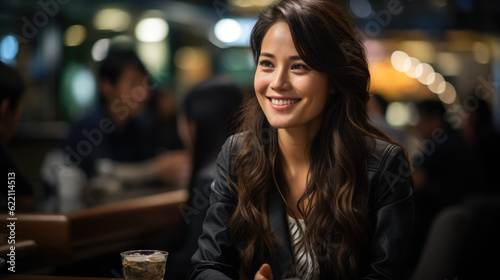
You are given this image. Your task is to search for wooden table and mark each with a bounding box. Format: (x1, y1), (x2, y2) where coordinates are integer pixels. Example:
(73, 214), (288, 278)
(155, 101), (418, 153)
(0, 275), (123, 280)
(0, 189), (188, 273)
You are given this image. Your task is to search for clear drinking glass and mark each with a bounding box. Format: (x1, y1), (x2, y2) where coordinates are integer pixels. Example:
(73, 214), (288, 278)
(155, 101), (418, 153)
(121, 250), (168, 280)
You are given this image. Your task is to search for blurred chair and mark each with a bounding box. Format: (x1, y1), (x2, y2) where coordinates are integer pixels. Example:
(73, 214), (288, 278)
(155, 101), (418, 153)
(411, 193), (500, 280)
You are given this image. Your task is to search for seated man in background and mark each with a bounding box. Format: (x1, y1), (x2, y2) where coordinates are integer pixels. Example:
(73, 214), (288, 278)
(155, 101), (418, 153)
(63, 49), (190, 190)
(0, 61), (34, 212)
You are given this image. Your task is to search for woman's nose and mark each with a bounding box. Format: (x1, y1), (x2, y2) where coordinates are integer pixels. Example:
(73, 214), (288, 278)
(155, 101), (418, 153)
(270, 68), (291, 91)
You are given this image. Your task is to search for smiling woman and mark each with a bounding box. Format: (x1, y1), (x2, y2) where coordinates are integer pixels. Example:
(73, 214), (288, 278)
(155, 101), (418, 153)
(189, 1), (414, 280)
(254, 22), (330, 134)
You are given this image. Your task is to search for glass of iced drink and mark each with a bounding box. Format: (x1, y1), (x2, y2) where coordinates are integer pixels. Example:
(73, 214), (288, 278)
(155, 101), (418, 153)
(121, 250), (168, 280)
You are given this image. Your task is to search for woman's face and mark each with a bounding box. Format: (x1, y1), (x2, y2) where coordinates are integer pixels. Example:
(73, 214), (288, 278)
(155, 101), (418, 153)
(254, 22), (331, 131)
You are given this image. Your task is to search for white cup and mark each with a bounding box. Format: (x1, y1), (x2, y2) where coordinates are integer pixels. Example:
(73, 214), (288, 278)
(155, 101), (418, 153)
(55, 164), (86, 211)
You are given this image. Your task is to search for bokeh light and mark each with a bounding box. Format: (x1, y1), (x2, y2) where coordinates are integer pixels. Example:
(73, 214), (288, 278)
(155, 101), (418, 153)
(72, 69), (96, 106)
(416, 63), (436, 85)
(0, 36), (19, 61)
(64, 25), (87, 47)
(386, 102), (410, 128)
(174, 46), (211, 89)
(404, 57), (422, 79)
(437, 82), (457, 104)
(135, 18), (169, 42)
(428, 72), (446, 94)
(60, 63), (97, 120)
(175, 47), (202, 71)
(214, 19), (242, 44)
(349, 0), (372, 18)
(473, 42), (490, 64)
(211, 18), (256, 48)
(91, 39), (111, 62)
(93, 8), (131, 32)
(391, 51), (411, 72)
(137, 41), (169, 79)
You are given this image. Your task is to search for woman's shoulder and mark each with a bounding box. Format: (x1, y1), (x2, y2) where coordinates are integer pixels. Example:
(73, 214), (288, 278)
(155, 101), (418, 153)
(217, 133), (245, 167)
(365, 137), (408, 173)
(365, 137), (413, 210)
(220, 132), (246, 154)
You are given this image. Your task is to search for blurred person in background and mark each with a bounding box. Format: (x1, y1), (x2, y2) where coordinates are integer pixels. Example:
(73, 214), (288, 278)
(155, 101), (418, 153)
(412, 99), (485, 203)
(463, 98), (500, 193)
(151, 88), (185, 154)
(367, 93), (405, 144)
(165, 76), (243, 280)
(410, 99), (486, 269)
(63, 49), (190, 189)
(0, 61), (35, 212)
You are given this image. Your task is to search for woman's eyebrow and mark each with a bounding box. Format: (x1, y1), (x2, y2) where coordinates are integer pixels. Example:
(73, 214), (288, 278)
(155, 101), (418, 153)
(260, 52), (274, 58)
(260, 52), (301, 60)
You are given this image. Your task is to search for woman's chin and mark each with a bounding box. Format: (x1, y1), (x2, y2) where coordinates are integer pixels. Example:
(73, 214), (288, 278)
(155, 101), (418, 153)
(267, 121), (292, 130)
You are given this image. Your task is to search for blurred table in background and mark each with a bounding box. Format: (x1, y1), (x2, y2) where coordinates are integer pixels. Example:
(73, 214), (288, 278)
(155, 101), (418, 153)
(0, 187), (188, 273)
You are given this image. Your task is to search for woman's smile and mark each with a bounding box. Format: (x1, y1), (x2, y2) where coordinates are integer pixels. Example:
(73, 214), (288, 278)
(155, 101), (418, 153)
(267, 97), (302, 110)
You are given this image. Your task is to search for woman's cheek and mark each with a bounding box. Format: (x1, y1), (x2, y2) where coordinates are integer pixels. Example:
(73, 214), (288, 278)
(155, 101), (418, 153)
(254, 72), (270, 94)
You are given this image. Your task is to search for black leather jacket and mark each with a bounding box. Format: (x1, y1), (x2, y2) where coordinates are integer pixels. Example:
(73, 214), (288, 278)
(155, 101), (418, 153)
(189, 134), (413, 280)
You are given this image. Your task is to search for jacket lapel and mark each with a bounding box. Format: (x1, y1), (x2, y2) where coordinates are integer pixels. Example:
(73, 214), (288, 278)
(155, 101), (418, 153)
(268, 187), (293, 279)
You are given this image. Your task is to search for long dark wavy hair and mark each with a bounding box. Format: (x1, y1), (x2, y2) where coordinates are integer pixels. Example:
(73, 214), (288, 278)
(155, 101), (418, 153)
(226, 0), (408, 279)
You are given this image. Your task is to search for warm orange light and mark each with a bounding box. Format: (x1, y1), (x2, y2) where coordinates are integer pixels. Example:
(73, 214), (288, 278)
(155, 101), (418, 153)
(370, 59), (420, 100)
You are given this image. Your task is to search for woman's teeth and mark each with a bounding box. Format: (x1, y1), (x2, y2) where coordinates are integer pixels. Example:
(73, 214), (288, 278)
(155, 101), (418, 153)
(271, 99), (300, 105)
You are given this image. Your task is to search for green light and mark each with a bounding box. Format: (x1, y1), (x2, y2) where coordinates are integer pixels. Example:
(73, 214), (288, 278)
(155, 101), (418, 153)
(60, 63), (97, 120)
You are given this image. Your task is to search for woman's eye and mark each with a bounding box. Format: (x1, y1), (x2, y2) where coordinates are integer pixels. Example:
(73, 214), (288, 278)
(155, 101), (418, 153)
(259, 60), (273, 68)
(291, 63), (309, 70)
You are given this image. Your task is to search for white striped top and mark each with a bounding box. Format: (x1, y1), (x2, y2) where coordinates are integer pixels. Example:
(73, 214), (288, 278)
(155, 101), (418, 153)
(286, 215), (319, 280)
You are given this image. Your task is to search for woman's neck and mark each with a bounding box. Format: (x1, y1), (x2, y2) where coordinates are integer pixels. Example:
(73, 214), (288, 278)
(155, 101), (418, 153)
(277, 124), (319, 176)
(278, 125), (321, 218)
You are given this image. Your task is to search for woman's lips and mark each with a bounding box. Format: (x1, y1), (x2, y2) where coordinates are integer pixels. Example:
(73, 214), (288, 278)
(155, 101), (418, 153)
(267, 97), (302, 110)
